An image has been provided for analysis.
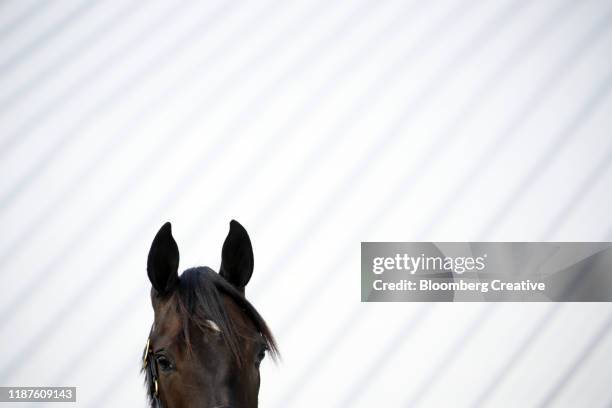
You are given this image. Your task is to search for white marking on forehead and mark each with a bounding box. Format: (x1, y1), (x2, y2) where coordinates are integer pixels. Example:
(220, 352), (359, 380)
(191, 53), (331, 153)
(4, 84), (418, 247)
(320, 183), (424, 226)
(206, 319), (221, 333)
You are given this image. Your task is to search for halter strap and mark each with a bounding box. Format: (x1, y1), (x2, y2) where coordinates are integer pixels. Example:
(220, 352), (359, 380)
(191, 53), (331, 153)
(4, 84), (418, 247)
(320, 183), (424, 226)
(143, 335), (160, 404)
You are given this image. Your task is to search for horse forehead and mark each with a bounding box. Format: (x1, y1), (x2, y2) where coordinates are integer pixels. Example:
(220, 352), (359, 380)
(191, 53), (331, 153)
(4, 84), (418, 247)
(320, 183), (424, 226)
(221, 293), (258, 333)
(152, 292), (256, 339)
(153, 297), (181, 335)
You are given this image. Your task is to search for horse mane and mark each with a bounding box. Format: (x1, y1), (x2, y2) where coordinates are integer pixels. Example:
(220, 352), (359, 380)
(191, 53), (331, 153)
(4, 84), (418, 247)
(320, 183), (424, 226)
(143, 267), (278, 406)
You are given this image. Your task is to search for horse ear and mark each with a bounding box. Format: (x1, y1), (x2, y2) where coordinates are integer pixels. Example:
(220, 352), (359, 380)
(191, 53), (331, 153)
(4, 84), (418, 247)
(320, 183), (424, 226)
(220, 220), (254, 293)
(147, 222), (180, 296)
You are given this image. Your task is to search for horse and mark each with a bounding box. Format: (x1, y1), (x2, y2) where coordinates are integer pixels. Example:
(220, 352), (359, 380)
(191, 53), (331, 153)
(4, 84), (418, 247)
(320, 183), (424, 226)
(142, 220), (278, 408)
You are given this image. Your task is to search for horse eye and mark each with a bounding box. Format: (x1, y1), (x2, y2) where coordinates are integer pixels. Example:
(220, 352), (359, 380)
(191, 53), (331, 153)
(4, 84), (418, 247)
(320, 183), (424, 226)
(256, 347), (267, 365)
(156, 355), (174, 372)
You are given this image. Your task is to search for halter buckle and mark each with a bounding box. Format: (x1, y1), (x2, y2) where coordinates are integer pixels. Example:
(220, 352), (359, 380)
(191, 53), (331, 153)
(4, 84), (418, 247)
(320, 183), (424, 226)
(143, 337), (151, 368)
(144, 337), (159, 399)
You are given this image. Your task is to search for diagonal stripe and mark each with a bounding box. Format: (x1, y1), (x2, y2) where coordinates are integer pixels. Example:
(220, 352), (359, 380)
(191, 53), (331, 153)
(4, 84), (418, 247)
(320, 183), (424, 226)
(52, 286), (147, 383)
(28, 0), (405, 388)
(469, 303), (564, 407)
(0, 0), (391, 382)
(0, 0), (357, 269)
(181, 0), (434, 245)
(2, 2), (610, 406)
(0, 0), (98, 73)
(0, 0), (148, 113)
(268, 3), (612, 404)
(404, 66), (612, 407)
(260, 0), (587, 342)
(179, 0), (485, 249)
(334, 305), (434, 407)
(38, 0), (520, 384)
(47, 12), (516, 396)
(539, 144), (612, 239)
(271, 306), (366, 407)
(416, 5), (612, 239)
(0, 0), (56, 40)
(0, 0), (227, 190)
(249, 0), (530, 299)
(402, 305), (498, 407)
(478, 73), (612, 237)
(89, 357), (142, 408)
(264, 6), (612, 404)
(0, 0), (249, 312)
(469, 229), (612, 406)
(57, 0), (588, 402)
(536, 311), (612, 408)
(0, 0), (365, 326)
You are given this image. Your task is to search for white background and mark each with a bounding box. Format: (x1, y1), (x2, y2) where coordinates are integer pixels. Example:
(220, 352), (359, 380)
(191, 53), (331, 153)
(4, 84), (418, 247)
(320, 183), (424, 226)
(1, 0), (612, 406)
